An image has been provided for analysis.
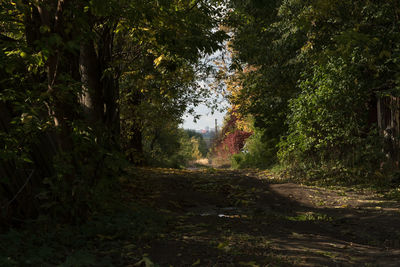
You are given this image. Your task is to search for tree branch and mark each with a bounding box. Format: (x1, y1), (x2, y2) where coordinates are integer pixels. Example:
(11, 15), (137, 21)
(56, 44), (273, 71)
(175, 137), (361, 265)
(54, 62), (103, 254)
(188, 0), (201, 11)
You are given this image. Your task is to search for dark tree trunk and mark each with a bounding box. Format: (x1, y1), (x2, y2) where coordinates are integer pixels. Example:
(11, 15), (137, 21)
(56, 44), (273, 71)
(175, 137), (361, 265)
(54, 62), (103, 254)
(129, 125), (144, 164)
(99, 25), (121, 146)
(79, 39), (104, 124)
(126, 91), (145, 165)
(78, 22), (120, 147)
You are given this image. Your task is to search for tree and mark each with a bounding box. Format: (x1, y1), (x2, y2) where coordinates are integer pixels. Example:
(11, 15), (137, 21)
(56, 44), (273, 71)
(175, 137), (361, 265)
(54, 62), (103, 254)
(212, 111), (252, 159)
(0, 0), (227, 222)
(226, 0), (400, 177)
(116, 0), (227, 164)
(225, 0), (305, 164)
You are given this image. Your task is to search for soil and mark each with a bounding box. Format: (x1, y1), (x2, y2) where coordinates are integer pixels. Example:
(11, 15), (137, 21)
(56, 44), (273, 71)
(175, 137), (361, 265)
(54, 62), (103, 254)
(126, 167), (400, 266)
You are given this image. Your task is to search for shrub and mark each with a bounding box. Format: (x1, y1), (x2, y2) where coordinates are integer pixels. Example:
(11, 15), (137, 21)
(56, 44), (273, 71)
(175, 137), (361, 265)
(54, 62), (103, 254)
(231, 128), (277, 169)
(278, 55), (384, 180)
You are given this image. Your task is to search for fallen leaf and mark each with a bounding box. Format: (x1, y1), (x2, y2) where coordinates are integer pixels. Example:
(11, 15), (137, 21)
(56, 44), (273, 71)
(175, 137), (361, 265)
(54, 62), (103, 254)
(192, 259), (201, 266)
(134, 256), (155, 267)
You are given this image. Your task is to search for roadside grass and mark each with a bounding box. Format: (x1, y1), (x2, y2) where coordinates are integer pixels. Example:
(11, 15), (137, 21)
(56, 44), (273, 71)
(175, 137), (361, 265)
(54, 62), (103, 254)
(266, 164), (400, 201)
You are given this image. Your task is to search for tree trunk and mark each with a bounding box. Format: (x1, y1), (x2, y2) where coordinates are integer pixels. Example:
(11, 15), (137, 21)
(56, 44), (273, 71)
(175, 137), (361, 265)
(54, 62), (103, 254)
(79, 40), (104, 124)
(126, 92), (145, 164)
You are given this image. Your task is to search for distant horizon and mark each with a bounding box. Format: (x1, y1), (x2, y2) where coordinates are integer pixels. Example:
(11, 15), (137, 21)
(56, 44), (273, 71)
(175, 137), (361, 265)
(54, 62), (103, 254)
(184, 127), (218, 132)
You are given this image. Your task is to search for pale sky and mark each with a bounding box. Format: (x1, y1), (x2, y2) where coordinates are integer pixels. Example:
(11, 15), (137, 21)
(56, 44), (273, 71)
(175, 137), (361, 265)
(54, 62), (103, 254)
(182, 42), (230, 131)
(181, 103), (227, 130)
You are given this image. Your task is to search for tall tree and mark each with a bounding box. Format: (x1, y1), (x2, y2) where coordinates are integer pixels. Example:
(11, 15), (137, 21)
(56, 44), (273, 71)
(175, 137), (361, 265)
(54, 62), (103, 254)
(0, 0), (227, 222)
(226, 0), (400, 176)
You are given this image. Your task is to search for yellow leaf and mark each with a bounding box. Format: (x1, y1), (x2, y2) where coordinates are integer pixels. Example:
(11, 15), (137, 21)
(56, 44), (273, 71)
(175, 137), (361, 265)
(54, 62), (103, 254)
(217, 242), (225, 249)
(134, 256), (155, 267)
(154, 55), (165, 67)
(192, 259), (201, 266)
(217, 242), (230, 251)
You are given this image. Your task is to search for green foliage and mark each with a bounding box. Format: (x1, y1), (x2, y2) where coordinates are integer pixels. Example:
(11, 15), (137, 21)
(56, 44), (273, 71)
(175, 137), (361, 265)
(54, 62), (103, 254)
(40, 125), (129, 221)
(118, 0), (227, 164)
(286, 212), (333, 222)
(231, 128), (277, 169)
(185, 130), (208, 157)
(278, 55), (384, 179)
(226, 0), (400, 183)
(1, 0), (227, 224)
(142, 126), (208, 168)
(226, 0), (306, 165)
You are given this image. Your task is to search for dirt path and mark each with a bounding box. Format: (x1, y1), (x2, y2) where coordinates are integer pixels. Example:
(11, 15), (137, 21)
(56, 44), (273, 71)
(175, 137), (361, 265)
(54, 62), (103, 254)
(127, 168), (400, 266)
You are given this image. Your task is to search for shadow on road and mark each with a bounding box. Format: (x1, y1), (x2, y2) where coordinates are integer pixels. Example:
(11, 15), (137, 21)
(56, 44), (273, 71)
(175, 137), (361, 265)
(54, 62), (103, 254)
(127, 168), (400, 266)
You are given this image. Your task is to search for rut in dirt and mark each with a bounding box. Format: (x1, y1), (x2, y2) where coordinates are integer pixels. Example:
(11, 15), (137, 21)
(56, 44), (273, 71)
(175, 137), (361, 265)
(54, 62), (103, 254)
(128, 168), (400, 266)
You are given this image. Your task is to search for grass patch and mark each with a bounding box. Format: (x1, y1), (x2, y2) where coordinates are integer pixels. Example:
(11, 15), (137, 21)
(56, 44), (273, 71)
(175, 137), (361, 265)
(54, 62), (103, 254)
(287, 212), (333, 222)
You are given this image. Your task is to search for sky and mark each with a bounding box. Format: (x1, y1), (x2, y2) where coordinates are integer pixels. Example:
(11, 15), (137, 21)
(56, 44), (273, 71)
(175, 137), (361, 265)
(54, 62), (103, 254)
(181, 40), (230, 131)
(181, 103), (227, 131)
(180, 58), (228, 131)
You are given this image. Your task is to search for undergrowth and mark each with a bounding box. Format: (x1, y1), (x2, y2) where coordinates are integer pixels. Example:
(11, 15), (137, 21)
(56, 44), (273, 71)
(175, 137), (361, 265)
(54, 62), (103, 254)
(0, 175), (168, 266)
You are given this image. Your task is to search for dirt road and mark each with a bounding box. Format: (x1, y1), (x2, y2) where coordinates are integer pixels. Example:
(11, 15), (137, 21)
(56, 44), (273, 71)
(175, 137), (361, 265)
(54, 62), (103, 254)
(127, 168), (400, 266)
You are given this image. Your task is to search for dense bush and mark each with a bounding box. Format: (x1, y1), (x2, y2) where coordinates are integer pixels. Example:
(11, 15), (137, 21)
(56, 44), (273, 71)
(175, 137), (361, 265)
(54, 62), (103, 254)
(212, 113), (252, 160)
(278, 55), (385, 180)
(226, 0), (400, 184)
(231, 128), (277, 169)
